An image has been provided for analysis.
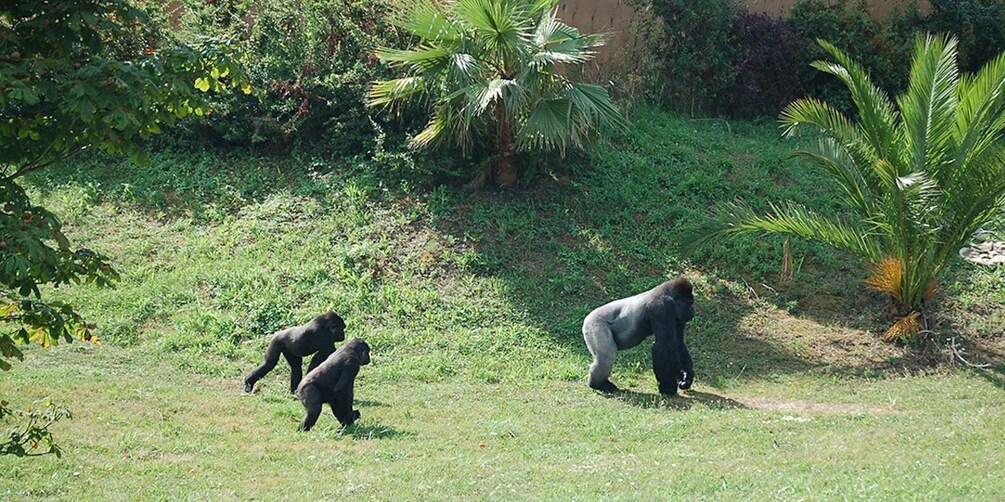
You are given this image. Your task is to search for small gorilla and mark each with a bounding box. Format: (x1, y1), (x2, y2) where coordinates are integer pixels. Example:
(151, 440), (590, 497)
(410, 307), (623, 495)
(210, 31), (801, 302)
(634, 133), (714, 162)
(296, 338), (371, 431)
(582, 276), (696, 396)
(243, 311), (346, 394)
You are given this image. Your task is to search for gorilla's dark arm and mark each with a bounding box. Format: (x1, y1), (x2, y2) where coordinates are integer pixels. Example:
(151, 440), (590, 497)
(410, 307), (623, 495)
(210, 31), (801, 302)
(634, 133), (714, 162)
(650, 309), (685, 396)
(330, 363), (360, 426)
(677, 321), (694, 390)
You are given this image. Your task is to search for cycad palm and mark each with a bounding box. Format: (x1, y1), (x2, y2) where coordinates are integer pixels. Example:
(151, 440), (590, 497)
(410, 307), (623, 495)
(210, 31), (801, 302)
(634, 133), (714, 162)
(706, 34), (1005, 335)
(367, 0), (627, 187)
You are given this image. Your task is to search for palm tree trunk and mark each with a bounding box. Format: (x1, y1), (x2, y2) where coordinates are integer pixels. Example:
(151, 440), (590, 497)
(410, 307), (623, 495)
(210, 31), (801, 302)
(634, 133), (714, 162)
(492, 109), (517, 187)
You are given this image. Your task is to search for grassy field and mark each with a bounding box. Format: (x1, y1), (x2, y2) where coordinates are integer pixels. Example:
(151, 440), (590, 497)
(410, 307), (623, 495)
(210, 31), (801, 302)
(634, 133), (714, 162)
(3, 108), (1004, 499)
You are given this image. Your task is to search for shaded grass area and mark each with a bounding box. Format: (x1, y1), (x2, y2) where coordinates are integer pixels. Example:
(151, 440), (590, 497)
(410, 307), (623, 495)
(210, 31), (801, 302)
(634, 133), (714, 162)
(2, 346), (1004, 499)
(4, 106), (1004, 496)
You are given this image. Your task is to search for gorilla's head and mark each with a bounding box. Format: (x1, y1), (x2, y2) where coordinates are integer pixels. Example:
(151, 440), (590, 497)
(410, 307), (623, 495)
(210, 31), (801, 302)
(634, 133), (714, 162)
(320, 311), (346, 341)
(668, 276), (695, 321)
(346, 338), (371, 366)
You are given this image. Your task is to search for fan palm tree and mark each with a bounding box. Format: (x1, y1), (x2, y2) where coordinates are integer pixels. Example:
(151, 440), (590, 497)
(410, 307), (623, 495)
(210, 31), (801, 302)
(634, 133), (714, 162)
(702, 34), (1005, 339)
(367, 0), (627, 187)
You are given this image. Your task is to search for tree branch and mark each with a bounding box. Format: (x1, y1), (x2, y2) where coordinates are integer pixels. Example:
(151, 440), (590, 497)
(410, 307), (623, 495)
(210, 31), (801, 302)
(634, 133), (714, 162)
(3, 145), (88, 181)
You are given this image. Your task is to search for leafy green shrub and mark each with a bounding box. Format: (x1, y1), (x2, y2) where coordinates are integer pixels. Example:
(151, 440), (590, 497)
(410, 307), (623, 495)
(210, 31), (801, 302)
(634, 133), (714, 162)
(788, 0), (921, 112)
(927, 0), (1005, 73)
(170, 0), (412, 153)
(723, 13), (808, 118)
(647, 0), (741, 115)
(1, 0), (245, 455)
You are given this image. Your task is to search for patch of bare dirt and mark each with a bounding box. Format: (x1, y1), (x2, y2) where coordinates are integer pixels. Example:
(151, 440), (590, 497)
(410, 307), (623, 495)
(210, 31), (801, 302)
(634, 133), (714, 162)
(743, 398), (898, 415)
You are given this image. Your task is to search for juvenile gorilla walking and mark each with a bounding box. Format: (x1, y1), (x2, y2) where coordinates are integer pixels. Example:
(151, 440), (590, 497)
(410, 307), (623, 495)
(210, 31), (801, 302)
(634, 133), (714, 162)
(244, 311), (346, 394)
(296, 338), (371, 431)
(582, 276), (696, 395)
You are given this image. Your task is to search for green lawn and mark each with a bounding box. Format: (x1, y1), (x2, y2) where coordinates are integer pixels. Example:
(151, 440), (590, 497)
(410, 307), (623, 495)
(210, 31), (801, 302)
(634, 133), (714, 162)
(3, 108), (1004, 499)
(3, 345), (1005, 499)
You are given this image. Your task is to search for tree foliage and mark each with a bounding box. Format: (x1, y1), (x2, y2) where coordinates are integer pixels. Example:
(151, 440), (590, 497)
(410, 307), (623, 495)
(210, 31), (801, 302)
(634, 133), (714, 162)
(700, 34), (1005, 340)
(164, 0), (409, 151)
(1, 0), (250, 179)
(0, 399), (71, 458)
(1, 0), (248, 455)
(368, 0), (627, 187)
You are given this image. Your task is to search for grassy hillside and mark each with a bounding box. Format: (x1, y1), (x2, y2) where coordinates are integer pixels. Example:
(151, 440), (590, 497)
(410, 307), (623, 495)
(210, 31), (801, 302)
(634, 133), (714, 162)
(3, 107), (1004, 498)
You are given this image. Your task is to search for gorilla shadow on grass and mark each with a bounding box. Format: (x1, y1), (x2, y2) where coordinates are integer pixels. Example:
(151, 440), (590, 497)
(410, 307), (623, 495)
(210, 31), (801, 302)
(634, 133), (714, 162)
(344, 422), (414, 440)
(297, 420), (413, 440)
(354, 399), (390, 408)
(602, 388), (747, 411)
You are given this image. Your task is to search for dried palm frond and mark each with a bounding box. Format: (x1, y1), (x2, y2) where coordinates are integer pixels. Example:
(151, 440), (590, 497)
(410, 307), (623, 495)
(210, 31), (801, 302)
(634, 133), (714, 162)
(865, 257), (903, 303)
(781, 237), (793, 283)
(882, 311), (921, 341)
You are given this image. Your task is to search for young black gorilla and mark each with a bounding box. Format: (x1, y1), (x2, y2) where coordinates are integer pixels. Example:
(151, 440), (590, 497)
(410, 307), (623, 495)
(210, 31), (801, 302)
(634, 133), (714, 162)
(582, 276), (696, 395)
(243, 311), (346, 394)
(296, 338), (370, 431)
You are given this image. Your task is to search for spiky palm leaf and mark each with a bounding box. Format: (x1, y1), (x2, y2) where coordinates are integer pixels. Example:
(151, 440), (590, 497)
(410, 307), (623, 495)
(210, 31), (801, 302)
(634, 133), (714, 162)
(703, 33), (1005, 319)
(367, 0), (626, 184)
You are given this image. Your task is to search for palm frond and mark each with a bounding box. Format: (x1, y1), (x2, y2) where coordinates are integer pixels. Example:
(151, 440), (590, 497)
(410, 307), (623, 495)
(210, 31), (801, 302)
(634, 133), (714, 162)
(565, 82), (628, 132)
(410, 105), (448, 149)
(896, 34), (959, 179)
(864, 257), (904, 302)
(780, 98), (864, 148)
(518, 97), (572, 152)
(813, 40), (900, 162)
(701, 201), (884, 262)
(882, 312), (921, 341)
(530, 11), (603, 66)
(367, 77), (428, 108)
(953, 49), (1005, 173)
(789, 138), (875, 215)
(390, 1), (463, 43)
(455, 0), (530, 53)
(375, 46), (454, 73)
(526, 0), (560, 16)
(449, 78), (524, 132)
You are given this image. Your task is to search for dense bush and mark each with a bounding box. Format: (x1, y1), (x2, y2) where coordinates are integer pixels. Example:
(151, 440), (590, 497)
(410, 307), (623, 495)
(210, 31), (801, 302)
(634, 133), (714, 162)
(927, 0), (1005, 73)
(723, 13), (807, 118)
(647, 0), (741, 115)
(641, 0), (930, 118)
(788, 0), (920, 112)
(166, 0), (413, 154)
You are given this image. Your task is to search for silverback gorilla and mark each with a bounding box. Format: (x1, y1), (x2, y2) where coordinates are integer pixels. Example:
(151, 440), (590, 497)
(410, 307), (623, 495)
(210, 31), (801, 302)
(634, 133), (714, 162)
(582, 276), (696, 395)
(296, 338), (371, 431)
(244, 311), (346, 394)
